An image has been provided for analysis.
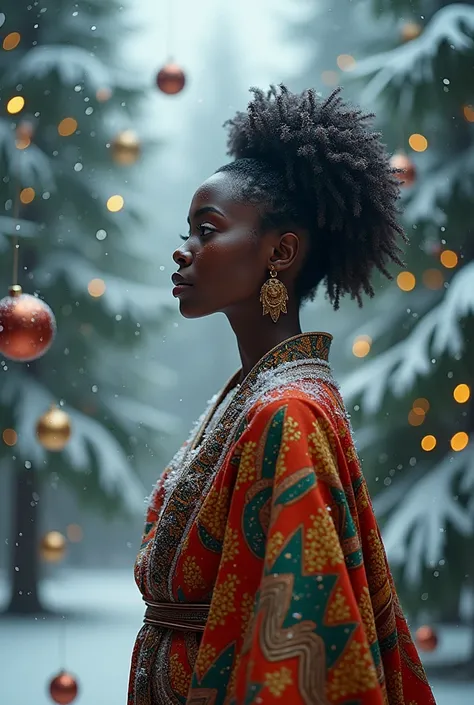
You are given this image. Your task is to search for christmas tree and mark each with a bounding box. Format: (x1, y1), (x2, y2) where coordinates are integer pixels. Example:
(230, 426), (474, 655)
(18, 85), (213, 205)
(337, 0), (474, 645)
(0, 0), (175, 614)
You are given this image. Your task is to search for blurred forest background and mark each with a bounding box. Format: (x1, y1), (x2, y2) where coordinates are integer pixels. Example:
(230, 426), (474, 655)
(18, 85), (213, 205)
(0, 0), (473, 703)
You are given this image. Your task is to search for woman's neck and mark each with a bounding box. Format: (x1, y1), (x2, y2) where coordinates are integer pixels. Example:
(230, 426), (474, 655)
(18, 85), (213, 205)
(227, 302), (302, 382)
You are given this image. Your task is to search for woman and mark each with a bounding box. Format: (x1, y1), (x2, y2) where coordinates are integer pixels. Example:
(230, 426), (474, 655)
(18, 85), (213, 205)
(129, 86), (436, 705)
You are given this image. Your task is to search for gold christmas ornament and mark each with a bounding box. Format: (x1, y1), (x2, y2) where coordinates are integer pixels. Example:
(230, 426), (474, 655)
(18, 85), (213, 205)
(111, 130), (141, 165)
(260, 266), (288, 323)
(36, 405), (72, 451)
(401, 22), (422, 42)
(40, 531), (67, 563)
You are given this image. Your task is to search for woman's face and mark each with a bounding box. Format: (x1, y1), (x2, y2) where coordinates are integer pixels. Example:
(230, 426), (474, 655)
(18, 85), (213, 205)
(172, 171), (274, 319)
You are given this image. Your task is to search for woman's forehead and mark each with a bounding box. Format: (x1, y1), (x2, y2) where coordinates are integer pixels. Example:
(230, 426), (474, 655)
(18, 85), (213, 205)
(189, 172), (257, 221)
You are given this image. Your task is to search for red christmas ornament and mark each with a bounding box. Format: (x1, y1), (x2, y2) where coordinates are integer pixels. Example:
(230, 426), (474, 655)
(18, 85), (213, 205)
(390, 152), (416, 187)
(415, 625), (438, 652)
(49, 671), (78, 704)
(0, 285), (56, 362)
(156, 62), (186, 95)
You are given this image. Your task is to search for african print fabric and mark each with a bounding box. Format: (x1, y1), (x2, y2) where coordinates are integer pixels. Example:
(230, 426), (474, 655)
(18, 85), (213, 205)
(128, 332), (436, 705)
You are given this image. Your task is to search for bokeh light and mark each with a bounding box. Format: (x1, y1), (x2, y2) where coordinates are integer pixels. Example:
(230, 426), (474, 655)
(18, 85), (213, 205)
(106, 194), (124, 212)
(440, 250), (458, 269)
(352, 335), (372, 358)
(409, 133), (428, 152)
(58, 117), (78, 136)
(463, 105), (474, 123)
(422, 269), (444, 290)
(7, 96), (25, 114)
(20, 187), (35, 204)
(321, 71), (339, 86)
(3, 32), (21, 51)
(397, 271), (416, 291)
(87, 279), (106, 297)
(413, 398), (430, 413)
(2, 429), (17, 446)
(408, 410), (425, 426)
(450, 432), (469, 452)
(453, 384), (470, 404)
(421, 435), (437, 451)
(337, 54), (356, 71)
(67, 524), (84, 542)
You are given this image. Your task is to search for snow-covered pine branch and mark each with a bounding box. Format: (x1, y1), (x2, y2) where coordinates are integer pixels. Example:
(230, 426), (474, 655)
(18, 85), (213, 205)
(405, 145), (474, 225)
(377, 447), (474, 584)
(341, 262), (474, 411)
(354, 4), (474, 103)
(101, 395), (178, 436)
(35, 252), (173, 320)
(8, 45), (111, 91)
(0, 369), (146, 515)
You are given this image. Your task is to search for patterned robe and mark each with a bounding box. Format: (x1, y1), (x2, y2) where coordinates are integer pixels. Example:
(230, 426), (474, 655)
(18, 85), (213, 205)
(128, 332), (436, 705)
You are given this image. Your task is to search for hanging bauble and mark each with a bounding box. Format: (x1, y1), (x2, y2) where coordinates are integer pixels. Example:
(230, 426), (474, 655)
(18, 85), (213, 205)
(40, 531), (67, 563)
(49, 671), (78, 704)
(400, 22), (422, 42)
(111, 130), (141, 165)
(156, 62), (186, 95)
(415, 625), (438, 652)
(390, 152), (416, 188)
(0, 285), (56, 362)
(36, 406), (72, 451)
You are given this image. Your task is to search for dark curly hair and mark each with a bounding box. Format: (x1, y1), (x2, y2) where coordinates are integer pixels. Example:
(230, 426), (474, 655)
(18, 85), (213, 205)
(215, 84), (406, 309)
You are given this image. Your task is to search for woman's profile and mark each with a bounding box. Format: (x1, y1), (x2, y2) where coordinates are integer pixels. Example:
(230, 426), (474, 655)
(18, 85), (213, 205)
(128, 85), (436, 705)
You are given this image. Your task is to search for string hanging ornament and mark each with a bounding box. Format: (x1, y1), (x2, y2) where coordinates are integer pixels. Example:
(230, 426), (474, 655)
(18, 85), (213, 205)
(0, 182), (57, 362)
(48, 617), (79, 704)
(156, 0), (186, 95)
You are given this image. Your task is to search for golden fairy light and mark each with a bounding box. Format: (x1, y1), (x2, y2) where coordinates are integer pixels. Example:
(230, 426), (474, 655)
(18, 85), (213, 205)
(2, 428), (17, 446)
(408, 410), (425, 427)
(422, 269), (444, 290)
(106, 194), (124, 212)
(20, 187), (35, 204)
(337, 54), (356, 71)
(96, 87), (112, 102)
(321, 71), (339, 87)
(7, 96), (25, 115)
(67, 524), (83, 542)
(87, 279), (106, 298)
(58, 117), (78, 137)
(451, 432), (469, 452)
(352, 335), (372, 358)
(440, 249), (458, 269)
(463, 105), (474, 123)
(413, 398), (430, 413)
(397, 271), (416, 291)
(3, 32), (21, 51)
(409, 133), (428, 152)
(453, 384), (470, 404)
(421, 435), (437, 451)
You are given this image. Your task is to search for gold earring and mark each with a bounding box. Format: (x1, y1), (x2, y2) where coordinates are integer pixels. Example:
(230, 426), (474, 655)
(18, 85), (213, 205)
(260, 265), (288, 323)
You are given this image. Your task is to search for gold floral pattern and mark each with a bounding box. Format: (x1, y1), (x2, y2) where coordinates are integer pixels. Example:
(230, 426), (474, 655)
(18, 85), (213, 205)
(235, 441), (258, 490)
(207, 573), (241, 630)
(358, 586), (377, 645)
(326, 586), (351, 624)
(275, 416), (301, 482)
(266, 530), (285, 567)
(221, 526), (240, 564)
(241, 592), (255, 637)
(182, 555), (206, 591)
(265, 666), (293, 696)
(194, 643), (217, 680)
(308, 418), (341, 487)
(169, 653), (192, 697)
(327, 640), (378, 701)
(199, 487), (230, 542)
(304, 509), (345, 573)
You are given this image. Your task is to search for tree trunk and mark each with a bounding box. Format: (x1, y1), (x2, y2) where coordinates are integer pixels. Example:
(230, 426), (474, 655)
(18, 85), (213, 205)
(5, 463), (46, 615)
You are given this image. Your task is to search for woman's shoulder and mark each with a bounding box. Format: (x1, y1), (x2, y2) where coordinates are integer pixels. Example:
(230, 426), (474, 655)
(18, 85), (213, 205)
(245, 379), (347, 429)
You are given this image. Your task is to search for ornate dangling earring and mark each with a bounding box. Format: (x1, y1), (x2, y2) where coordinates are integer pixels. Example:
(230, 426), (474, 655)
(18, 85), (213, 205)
(260, 265), (288, 323)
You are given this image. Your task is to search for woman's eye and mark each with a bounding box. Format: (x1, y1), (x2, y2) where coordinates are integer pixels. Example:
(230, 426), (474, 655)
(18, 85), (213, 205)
(198, 224), (215, 237)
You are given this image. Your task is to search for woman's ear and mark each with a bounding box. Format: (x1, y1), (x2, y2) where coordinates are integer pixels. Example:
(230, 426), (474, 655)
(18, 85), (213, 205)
(269, 232), (300, 272)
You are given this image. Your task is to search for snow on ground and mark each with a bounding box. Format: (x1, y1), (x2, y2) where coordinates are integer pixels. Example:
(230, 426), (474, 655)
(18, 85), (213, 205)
(0, 569), (473, 704)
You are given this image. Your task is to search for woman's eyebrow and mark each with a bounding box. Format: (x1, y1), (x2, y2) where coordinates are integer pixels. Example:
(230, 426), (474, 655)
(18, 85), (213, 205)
(186, 206), (226, 225)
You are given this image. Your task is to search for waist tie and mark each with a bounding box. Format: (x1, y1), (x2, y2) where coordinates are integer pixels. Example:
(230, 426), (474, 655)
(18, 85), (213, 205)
(143, 599), (211, 633)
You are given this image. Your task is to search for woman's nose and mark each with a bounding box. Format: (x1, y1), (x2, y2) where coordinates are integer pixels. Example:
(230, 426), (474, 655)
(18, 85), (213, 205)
(172, 244), (192, 267)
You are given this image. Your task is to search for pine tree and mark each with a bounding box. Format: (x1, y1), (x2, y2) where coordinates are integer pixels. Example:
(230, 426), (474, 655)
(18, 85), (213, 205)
(338, 0), (474, 649)
(0, 0), (174, 614)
